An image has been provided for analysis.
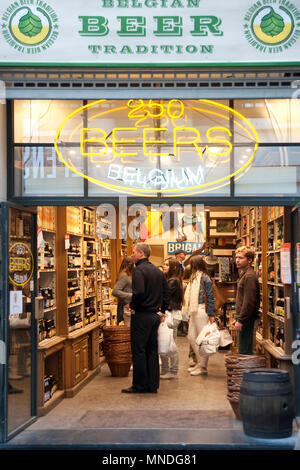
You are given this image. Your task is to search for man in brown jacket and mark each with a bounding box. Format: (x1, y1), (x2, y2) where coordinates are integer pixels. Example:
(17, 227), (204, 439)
(233, 246), (260, 355)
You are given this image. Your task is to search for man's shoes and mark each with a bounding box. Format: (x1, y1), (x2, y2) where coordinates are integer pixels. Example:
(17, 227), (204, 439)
(121, 386), (147, 394)
(121, 386), (158, 393)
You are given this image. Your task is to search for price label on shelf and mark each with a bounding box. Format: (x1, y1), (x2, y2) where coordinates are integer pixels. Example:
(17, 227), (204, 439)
(65, 234), (70, 250)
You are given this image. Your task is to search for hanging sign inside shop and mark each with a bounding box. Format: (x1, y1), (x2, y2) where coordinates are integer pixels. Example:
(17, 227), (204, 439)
(54, 98), (259, 197)
(167, 241), (204, 254)
(0, 0), (300, 66)
(9, 242), (34, 287)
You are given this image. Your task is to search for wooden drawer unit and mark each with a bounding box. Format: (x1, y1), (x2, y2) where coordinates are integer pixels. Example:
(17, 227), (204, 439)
(65, 334), (89, 396)
(72, 336), (89, 386)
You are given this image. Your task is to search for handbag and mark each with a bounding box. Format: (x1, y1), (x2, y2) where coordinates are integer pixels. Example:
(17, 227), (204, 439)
(195, 322), (220, 355)
(200, 275), (226, 312)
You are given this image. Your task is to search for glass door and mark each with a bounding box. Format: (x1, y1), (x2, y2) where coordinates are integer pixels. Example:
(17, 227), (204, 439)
(0, 203), (37, 441)
(291, 203), (300, 417)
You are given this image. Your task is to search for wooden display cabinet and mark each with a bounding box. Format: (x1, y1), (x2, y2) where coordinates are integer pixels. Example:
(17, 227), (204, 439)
(37, 337), (65, 416)
(37, 206), (106, 412)
(36, 204), (130, 410)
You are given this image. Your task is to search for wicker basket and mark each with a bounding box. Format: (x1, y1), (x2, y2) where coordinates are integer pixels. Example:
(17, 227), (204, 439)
(225, 354), (267, 420)
(103, 325), (132, 377)
(107, 361), (131, 377)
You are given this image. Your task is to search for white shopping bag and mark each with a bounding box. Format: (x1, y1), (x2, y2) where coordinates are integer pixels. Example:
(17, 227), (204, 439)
(219, 328), (233, 347)
(157, 321), (173, 355)
(164, 310), (174, 328)
(196, 322), (220, 355)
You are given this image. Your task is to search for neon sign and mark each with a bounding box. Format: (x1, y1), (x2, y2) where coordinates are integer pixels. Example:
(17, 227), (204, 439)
(54, 99), (259, 196)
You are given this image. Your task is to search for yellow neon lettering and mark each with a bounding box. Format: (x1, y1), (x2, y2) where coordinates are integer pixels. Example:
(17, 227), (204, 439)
(143, 128), (169, 161)
(148, 100), (164, 118)
(167, 99), (184, 119)
(80, 128), (108, 156)
(54, 98), (259, 196)
(205, 126), (232, 158)
(127, 99), (146, 118)
(173, 127), (203, 159)
(112, 127), (138, 160)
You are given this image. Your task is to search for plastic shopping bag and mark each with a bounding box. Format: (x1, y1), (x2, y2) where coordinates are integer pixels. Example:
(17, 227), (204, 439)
(195, 322), (220, 355)
(157, 321), (173, 355)
(164, 310), (174, 329)
(219, 328), (233, 347)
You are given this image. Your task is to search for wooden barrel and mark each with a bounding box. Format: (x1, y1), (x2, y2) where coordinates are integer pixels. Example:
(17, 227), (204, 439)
(103, 325), (132, 377)
(240, 368), (295, 438)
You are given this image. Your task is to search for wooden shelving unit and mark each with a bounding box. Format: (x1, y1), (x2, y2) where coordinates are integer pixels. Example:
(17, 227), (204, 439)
(235, 206), (293, 374)
(37, 206), (117, 413)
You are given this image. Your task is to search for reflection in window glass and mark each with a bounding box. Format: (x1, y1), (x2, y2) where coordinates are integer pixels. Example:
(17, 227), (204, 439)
(234, 146), (300, 195)
(14, 147), (84, 196)
(234, 99), (300, 143)
(14, 100), (83, 144)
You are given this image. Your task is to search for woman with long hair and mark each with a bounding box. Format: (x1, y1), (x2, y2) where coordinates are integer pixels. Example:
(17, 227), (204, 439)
(182, 255), (215, 376)
(112, 256), (135, 326)
(160, 258), (183, 379)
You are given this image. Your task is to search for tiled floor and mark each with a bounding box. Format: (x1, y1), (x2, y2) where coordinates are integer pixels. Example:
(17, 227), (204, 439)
(3, 337), (297, 450)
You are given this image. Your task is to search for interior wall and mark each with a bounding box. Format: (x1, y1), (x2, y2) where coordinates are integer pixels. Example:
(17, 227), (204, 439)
(149, 244), (165, 267)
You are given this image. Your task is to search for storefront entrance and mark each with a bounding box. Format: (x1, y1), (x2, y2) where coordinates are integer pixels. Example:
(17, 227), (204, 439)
(1, 201), (299, 443)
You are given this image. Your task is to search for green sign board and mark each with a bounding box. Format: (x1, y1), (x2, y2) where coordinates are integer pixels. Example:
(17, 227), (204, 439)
(1, 0), (300, 65)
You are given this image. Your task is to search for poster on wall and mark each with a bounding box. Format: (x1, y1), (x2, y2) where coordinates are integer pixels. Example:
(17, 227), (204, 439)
(0, 0), (300, 66)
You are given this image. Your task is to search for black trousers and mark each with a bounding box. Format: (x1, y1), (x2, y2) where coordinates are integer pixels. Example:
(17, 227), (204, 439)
(130, 312), (161, 392)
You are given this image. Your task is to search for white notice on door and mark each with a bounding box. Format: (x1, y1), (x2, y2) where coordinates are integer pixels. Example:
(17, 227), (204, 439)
(9, 290), (23, 315)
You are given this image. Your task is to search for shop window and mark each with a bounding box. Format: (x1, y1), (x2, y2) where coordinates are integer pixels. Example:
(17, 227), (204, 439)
(234, 99), (300, 144)
(14, 146), (84, 197)
(234, 146), (300, 196)
(14, 100), (84, 144)
(11, 98), (300, 199)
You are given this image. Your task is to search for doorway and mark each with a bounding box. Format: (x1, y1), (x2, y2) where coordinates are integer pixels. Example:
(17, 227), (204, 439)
(0, 203), (37, 442)
(1, 202), (299, 443)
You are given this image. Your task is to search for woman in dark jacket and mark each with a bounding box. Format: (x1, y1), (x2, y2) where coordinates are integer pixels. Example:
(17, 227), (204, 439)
(160, 258), (183, 379)
(112, 256), (134, 325)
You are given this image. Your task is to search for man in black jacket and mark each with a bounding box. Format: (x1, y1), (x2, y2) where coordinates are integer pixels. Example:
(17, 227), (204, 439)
(122, 243), (170, 394)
